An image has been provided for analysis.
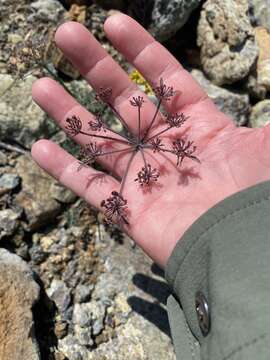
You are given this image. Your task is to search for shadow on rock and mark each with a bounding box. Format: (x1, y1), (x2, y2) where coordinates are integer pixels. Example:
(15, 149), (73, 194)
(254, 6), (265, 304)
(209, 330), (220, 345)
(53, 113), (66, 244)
(128, 265), (172, 338)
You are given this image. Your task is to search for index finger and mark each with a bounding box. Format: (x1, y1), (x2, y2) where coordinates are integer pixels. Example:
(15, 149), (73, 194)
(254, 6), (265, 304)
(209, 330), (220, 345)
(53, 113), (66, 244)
(104, 14), (210, 112)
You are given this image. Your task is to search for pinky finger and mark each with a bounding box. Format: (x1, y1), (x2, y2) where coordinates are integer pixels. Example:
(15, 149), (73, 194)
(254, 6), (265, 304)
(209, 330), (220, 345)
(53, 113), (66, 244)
(31, 139), (120, 208)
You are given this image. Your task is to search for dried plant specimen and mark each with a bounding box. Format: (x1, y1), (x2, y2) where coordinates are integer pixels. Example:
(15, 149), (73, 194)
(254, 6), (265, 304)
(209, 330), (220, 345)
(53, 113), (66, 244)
(65, 78), (200, 225)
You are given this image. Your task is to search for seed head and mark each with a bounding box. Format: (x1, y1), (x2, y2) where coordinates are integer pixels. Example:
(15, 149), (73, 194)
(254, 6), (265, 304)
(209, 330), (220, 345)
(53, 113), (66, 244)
(149, 137), (164, 153)
(63, 78), (200, 226)
(166, 112), (189, 128)
(153, 78), (175, 101)
(101, 191), (129, 225)
(95, 87), (112, 103)
(135, 164), (160, 186)
(172, 139), (200, 166)
(79, 142), (102, 168)
(89, 113), (106, 132)
(130, 96), (145, 108)
(66, 115), (82, 137)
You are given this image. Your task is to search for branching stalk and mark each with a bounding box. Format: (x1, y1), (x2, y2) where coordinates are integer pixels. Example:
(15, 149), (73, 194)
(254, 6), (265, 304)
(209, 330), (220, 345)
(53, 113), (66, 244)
(79, 131), (130, 145)
(142, 99), (162, 141)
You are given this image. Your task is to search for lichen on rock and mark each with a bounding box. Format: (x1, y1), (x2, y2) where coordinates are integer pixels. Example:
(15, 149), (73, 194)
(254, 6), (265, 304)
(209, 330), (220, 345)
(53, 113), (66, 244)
(149, 0), (201, 42)
(198, 0), (258, 85)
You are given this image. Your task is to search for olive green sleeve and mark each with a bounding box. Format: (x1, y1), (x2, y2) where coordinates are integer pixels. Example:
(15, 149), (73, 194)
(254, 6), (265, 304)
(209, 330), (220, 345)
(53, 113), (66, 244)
(165, 181), (270, 360)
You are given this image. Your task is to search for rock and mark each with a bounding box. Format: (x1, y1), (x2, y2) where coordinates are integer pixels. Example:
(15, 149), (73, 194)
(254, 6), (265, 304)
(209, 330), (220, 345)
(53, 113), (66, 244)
(148, 0), (201, 42)
(74, 326), (94, 346)
(87, 317), (176, 360)
(197, 0), (258, 85)
(245, 73), (268, 100)
(73, 301), (106, 334)
(55, 320), (69, 340)
(0, 151), (7, 165)
(47, 280), (71, 314)
(249, 0), (270, 31)
(7, 33), (23, 44)
(249, 100), (270, 127)
(29, 245), (48, 265)
(29, 0), (66, 24)
(73, 303), (92, 328)
(58, 232), (175, 359)
(58, 335), (90, 360)
(64, 0), (91, 5)
(255, 27), (270, 91)
(0, 209), (19, 239)
(191, 69), (250, 125)
(0, 173), (20, 195)
(0, 249), (40, 360)
(0, 75), (57, 148)
(68, 4), (87, 24)
(51, 183), (77, 204)
(95, 0), (126, 9)
(74, 284), (94, 303)
(15, 155), (71, 230)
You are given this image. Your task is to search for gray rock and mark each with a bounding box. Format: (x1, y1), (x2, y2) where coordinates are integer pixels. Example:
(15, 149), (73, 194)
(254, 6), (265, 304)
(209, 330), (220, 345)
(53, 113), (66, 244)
(73, 301), (106, 334)
(51, 182), (77, 204)
(74, 284), (94, 304)
(87, 317), (176, 360)
(197, 0), (258, 85)
(15, 155), (67, 230)
(0, 209), (19, 239)
(149, 0), (201, 42)
(249, 100), (270, 127)
(47, 279), (71, 314)
(249, 0), (270, 31)
(29, 0), (66, 24)
(58, 230), (175, 359)
(29, 245), (48, 265)
(0, 173), (20, 194)
(191, 69), (250, 125)
(74, 326), (94, 347)
(0, 151), (7, 165)
(0, 75), (57, 148)
(0, 249), (40, 360)
(255, 27), (270, 91)
(58, 335), (89, 360)
(73, 303), (92, 328)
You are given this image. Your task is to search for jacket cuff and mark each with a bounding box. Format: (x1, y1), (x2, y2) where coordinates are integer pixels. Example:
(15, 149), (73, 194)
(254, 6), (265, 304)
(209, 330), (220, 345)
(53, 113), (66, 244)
(165, 181), (270, 359)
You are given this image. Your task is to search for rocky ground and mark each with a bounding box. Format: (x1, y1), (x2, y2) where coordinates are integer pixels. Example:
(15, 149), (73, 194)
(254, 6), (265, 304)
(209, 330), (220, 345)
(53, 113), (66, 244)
(1, 0), (270, 359)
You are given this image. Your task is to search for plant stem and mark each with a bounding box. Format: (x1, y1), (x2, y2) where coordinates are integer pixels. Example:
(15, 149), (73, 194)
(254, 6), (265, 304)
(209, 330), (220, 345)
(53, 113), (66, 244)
(0, 141), (29, 155)
(44, 64), (74, 97)
(104, 126), (131, 142)
(79, 131), (131, 145)
(142, 99), (162, 141)
(119, 151), (137, 195)
(139, 148), (147, 169)
(98, 147), (133, 157)
(138, 106), (141, 141)
(146, 125), (172, 142)
(108, 102), (130, 133)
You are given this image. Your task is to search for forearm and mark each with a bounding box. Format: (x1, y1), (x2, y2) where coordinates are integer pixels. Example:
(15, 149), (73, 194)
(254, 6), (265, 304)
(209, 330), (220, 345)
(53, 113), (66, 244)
(165, 181), (270, 360)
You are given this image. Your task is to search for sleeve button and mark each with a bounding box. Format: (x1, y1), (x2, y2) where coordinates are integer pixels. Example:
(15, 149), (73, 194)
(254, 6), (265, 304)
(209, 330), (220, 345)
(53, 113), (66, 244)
(195, 291), (211, 336)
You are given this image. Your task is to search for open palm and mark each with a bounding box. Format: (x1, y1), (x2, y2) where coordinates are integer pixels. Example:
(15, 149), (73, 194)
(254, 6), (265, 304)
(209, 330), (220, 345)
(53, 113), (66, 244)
(32, 14), (270, 267)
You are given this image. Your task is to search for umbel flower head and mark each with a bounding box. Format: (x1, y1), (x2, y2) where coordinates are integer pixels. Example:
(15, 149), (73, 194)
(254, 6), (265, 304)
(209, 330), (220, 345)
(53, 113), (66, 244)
(65, 78), (200, 225)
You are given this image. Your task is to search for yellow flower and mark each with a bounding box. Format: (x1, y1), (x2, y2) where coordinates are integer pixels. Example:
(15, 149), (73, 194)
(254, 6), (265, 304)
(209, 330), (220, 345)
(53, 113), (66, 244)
(129, 69), (153, 95)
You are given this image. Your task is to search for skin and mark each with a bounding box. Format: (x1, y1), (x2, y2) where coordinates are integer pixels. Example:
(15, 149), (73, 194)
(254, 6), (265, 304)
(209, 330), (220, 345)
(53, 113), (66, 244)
(31, 14), (270, 268)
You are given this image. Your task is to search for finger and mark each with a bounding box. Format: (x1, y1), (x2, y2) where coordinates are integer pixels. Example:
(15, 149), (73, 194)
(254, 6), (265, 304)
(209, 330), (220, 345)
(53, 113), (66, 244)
(31, 139), (120, 208)
(32, 77), (133, 177)
(54, 21), (162, 134)
(104, 14), (211, 112)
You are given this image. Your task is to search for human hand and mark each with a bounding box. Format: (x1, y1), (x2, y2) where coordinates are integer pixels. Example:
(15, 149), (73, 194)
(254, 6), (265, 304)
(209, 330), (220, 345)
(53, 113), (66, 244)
(31, 14), (270, 268)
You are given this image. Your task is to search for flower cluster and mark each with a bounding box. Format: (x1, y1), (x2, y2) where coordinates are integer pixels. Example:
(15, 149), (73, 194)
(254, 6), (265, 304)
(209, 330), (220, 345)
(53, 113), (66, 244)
(65, 78), (200, 225)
